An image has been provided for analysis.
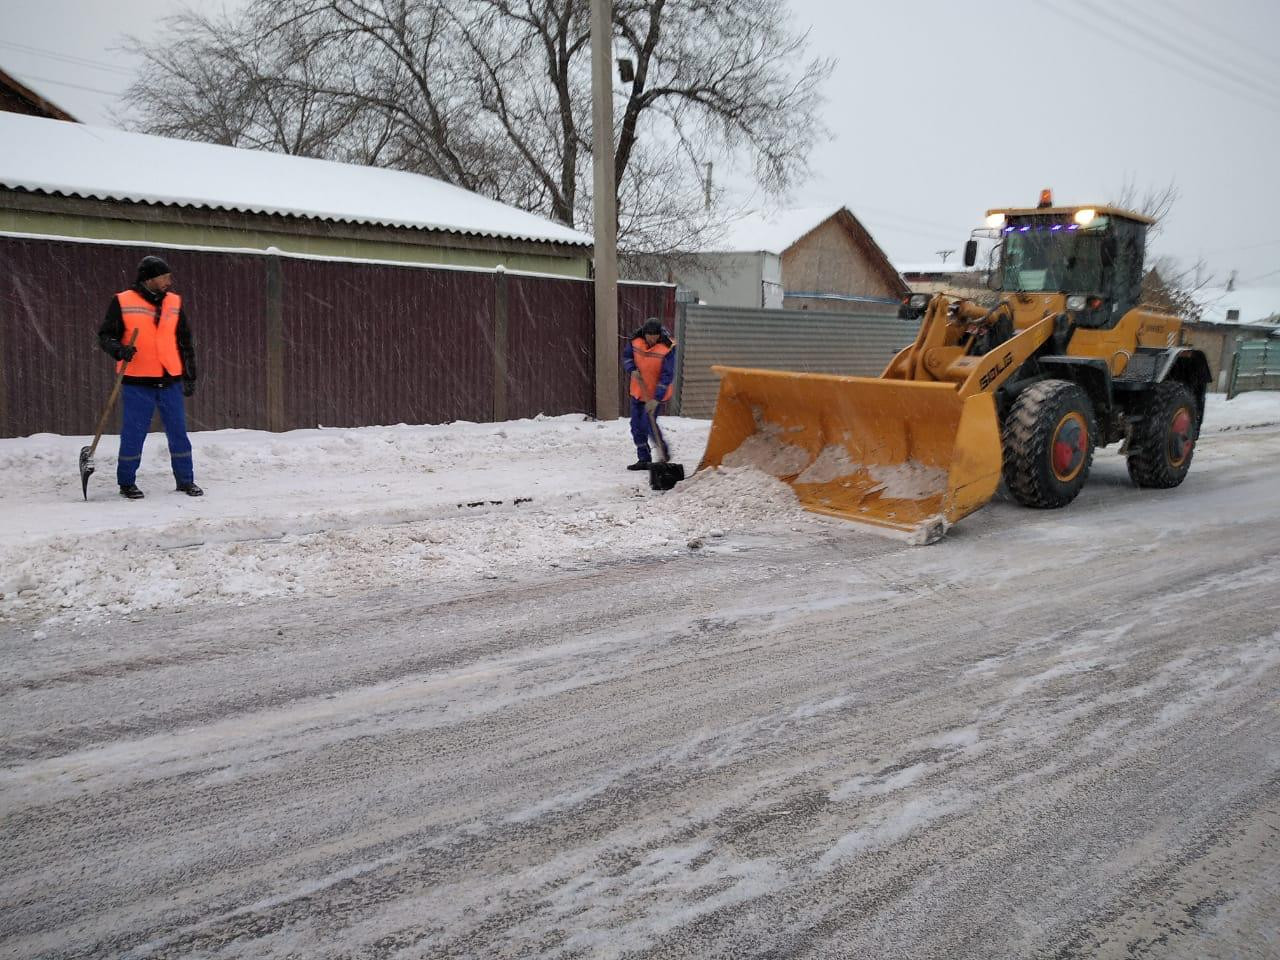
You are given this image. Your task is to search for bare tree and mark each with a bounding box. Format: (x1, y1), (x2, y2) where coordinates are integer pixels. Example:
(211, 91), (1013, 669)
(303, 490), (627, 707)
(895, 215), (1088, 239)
(1112, 176), (1178, 239)
(1109, 178), (1212, 320)
(1143, 255), (1210, 322)
(122, 0), (833, 255)
(122, 9), (382, 162)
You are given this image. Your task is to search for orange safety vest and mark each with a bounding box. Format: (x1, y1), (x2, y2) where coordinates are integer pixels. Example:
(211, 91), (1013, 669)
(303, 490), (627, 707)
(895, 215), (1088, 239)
(628, 336), (675, 402)
(116, 290), (183, 377)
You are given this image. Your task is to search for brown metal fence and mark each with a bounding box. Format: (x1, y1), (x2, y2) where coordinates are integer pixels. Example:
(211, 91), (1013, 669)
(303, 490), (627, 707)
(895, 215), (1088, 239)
(506, 273), (595, 421)
(0, 235), (674, 438)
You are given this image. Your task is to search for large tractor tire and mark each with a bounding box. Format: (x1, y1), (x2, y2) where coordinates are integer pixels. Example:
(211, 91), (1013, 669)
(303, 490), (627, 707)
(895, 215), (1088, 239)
(1002, 379), (1095, 509)
(1126, 380), (1199, 488)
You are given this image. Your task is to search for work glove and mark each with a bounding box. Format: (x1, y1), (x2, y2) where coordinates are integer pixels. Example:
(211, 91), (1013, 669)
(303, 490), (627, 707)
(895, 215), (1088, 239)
(644, 398), (658, 413)
(182, 380), (196, 398)
(115, 343), (137, 362)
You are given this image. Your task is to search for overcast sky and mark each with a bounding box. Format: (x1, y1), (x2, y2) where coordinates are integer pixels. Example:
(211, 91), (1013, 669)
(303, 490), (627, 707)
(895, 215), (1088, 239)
(3, 0), (1277, 286)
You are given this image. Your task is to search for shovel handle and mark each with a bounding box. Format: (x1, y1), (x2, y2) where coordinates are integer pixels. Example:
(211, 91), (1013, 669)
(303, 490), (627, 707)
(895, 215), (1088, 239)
(631, 369), (671, 462)
(86, 328), (140, 459)
(646, 408), (670, 463)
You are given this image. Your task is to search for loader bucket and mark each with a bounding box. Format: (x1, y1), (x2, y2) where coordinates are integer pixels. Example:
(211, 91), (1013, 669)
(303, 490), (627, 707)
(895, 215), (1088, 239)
(698, 366), (1003, 542)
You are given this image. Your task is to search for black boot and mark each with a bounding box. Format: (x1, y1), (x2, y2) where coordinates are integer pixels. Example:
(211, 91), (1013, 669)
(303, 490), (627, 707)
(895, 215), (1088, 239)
(627, 460), (652, 471)
(176, 482), (204, 497)
(119, 484), (145, 499)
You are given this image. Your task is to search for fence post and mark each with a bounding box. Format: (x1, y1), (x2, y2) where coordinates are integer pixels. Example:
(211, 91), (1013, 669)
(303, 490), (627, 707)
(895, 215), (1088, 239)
(265, 251), (286, 432)
(672, 290), (695, 416)
(1227, 337), (1243, 400)
(0, 289), (6, 436)
(493, 267), (509, 423)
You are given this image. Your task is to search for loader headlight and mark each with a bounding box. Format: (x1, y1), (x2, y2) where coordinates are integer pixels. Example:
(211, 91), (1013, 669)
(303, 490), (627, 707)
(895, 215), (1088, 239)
(1066, 294), (1087, 312)
(898, 293), (931, 320)
(985, 213), (1006, 229)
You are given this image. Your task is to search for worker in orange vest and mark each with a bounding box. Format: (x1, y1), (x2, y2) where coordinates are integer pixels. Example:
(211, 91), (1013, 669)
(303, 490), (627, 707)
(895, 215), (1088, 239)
(621, 318), (676, 470)
(97, 256), (203, 499)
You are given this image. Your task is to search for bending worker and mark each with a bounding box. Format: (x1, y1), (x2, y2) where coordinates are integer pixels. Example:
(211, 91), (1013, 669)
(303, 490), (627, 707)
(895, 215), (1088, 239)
(621, 317), (676, 470)
(97, 255), (203, 499)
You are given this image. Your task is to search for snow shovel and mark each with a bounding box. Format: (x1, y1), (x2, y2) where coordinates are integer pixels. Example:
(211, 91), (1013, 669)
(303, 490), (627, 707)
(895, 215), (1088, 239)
(79, 329), (139, 501)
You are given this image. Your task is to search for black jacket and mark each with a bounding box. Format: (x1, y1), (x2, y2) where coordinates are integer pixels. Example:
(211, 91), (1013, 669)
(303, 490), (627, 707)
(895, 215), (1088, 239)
(98, 284), (198, 388)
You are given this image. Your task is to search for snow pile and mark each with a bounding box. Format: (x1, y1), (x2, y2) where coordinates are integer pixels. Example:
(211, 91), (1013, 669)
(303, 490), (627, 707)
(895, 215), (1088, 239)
(1202, 392), (1280, 431)
(722, 432), (811, 477)
(664, 465), (801, 523)
(795, 445), (860, 484)
(0, 415), (813, 624)
(863, 461), (948, 501)
(792, 448), (946, 501)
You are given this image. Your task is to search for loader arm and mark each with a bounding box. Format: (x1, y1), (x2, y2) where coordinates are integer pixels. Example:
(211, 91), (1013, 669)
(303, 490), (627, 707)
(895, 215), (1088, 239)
(886, 298), (1055, 396)
(957, 316), (1056, 397)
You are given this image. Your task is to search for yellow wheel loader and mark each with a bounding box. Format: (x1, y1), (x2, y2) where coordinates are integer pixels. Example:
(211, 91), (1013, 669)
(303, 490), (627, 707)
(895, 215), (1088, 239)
(698, 191), (1210, 542)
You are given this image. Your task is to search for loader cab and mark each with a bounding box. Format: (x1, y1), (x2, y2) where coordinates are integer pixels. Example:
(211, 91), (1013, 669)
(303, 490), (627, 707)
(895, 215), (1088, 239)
(983, 204), (1150, 329)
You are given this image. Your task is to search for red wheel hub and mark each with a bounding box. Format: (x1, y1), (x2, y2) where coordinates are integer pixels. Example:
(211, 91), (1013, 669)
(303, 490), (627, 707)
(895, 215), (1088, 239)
(1052, 416), (1086, 479)
(1169, 408), (1194, 464)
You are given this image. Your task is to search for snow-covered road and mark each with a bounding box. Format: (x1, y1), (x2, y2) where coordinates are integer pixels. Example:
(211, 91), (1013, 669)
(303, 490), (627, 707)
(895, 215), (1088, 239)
(2, 394), (1279, 958)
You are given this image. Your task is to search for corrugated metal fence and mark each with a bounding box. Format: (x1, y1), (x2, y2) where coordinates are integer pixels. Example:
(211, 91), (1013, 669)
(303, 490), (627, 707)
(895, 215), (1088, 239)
(1228, 338), (1280, 398)
(673, 304), (918, 417)
(0, 234), (674, 437)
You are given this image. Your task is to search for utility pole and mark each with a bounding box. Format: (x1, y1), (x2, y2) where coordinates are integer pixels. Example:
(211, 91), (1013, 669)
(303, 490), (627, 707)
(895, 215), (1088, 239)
(936, 249), (953, 264)
(704, 162), (713, 211)
(590, 0), (619, 419)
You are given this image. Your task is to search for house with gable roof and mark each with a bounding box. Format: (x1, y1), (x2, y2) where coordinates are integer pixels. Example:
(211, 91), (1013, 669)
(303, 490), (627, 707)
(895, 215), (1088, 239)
(672, 206), (908, 313)
(0, 67), (78, 122)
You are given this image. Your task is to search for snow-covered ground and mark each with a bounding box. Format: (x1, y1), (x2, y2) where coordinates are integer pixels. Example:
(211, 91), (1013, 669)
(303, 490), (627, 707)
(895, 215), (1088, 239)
(3, 393), (1279, 959)
(1, 392), (1278, 626)
(0, 416), (810, 624)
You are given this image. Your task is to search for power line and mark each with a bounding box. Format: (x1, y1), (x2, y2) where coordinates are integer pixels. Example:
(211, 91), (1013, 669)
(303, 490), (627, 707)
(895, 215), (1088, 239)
(1205, 238), (1280, 256)
(857, 215), (961, 245)
(853, 202), (970, 234)
(1082, 0), (1280, 110)
(1036, 0), (1280, 116)
(1161, 0), (1280, 87)
(792, 196), (970, 242)
(1086, 0), (1280, 104)
(0, 39), (136, 77)
(7, 71), (128, 98)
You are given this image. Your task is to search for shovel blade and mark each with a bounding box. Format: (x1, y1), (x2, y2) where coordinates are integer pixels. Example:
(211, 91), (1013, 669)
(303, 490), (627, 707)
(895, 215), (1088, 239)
(78, 445), (94, 501)
(649, 462), (685, 491)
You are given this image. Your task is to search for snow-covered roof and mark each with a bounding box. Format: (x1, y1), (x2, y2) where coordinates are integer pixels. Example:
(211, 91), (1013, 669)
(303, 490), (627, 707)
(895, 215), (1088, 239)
(896, 262), (977, 275)
(0, 112), (592, 248)
(703, 204), (907, 298)
(709, 206), (843, 254)
(1195, 285), (1280, 326)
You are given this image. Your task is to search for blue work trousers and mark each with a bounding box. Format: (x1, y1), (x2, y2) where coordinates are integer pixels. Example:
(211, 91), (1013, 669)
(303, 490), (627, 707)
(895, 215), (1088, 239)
(629, 397), (667, 461)
(117, 382), (194, 487)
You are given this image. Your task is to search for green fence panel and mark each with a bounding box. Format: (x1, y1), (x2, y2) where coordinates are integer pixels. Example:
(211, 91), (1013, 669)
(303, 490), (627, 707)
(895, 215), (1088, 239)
(1228, 339), (1280, 398)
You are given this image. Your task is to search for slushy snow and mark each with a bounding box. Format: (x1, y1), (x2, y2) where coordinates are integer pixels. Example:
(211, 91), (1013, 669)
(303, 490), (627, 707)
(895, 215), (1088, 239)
(2, 393), (1277, 625)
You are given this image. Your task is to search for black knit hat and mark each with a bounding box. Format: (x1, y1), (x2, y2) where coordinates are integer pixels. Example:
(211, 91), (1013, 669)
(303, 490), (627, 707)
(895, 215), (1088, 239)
(136, 255), (171, 283)
(640, 318), (663, 335)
